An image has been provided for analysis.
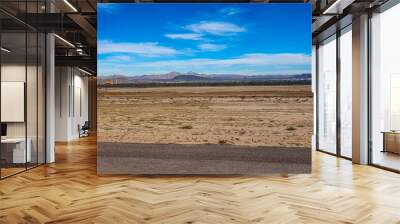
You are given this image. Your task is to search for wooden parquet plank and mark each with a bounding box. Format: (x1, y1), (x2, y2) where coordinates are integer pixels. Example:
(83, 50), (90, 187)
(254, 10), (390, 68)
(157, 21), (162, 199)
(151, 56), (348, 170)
(0, 136), (399, 223)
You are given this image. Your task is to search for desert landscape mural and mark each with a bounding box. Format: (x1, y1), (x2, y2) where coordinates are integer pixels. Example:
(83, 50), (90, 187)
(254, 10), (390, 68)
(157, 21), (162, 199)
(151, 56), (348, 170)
(97, 3), (312, 174)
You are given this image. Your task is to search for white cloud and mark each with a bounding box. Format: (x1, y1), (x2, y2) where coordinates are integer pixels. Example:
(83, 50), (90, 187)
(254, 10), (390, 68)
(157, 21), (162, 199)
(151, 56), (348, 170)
(186, 21), (246, 36)
(165, 33), (203, 40)
(220, 7), (242, 16)
(134, 53), (310, 68)
(99, 53), (311, 76)
(98, 40), (180, 57)
(105, 55), (131, 61)
(97, 3), (119, 13)
(198, 43), (226, 52)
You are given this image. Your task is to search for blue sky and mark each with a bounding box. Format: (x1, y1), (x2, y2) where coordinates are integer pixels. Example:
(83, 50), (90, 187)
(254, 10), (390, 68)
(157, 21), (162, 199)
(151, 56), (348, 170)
(98, 4), (311, 76)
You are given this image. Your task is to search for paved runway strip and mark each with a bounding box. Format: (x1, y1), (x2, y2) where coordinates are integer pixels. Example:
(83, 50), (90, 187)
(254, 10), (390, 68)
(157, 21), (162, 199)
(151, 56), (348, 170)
(98, 142), (311, 174)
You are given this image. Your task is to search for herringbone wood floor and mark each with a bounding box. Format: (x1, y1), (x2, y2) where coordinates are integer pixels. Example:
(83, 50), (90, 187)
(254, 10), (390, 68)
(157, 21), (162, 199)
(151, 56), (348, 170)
(1, 136), (400, 224)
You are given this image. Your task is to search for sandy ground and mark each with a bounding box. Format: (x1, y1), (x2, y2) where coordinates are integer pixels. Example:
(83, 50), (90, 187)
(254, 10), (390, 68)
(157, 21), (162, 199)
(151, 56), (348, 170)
(97, 85), (313, 147)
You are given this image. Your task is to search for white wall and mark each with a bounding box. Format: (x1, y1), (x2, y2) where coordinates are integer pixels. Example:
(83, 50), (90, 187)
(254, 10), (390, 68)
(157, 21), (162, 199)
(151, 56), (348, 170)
(55, 67), (70, 141)
(1, 63), (46, 164)
(55, 67), (89, 141)
(71, 72), (89, 138)
(1, 65), (42, 138)
(1, 65), (26, 138)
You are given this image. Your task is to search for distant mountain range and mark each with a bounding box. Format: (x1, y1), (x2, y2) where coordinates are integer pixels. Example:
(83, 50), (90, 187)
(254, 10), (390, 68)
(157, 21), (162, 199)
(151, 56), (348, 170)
(98, 72), (311, 85)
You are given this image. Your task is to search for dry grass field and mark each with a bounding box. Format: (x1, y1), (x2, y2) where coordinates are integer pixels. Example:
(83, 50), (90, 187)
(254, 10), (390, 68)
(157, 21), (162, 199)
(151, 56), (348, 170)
(97, 85), (313, 147)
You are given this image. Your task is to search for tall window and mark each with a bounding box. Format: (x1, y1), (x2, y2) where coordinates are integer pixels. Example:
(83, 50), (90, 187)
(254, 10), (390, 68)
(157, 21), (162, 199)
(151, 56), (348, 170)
(317, 35), (337, 154)
(339, 26), (352, 158)
(370, 3), (400, 171)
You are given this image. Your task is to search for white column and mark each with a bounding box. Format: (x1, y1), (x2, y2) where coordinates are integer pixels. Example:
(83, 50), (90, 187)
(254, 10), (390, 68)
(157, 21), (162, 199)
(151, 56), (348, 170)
(352, 14), (369, 164)
(46, 32), (55, 163)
